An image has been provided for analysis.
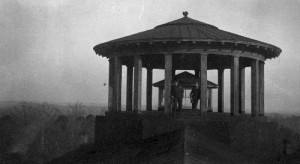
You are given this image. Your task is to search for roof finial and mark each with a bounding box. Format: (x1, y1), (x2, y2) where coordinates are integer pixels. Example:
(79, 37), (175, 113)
(183, 11), (188, 17)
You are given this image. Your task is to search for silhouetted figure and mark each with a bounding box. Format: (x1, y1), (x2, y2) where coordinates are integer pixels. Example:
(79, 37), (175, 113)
(190, 82), (200, 110)
(171, 80), (184, 113)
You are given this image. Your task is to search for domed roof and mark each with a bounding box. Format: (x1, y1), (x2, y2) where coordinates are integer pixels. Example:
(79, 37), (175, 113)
(94, 12), (281, 59)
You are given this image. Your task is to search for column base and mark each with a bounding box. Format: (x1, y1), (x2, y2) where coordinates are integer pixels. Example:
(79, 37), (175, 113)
(230, 112), (239, 116)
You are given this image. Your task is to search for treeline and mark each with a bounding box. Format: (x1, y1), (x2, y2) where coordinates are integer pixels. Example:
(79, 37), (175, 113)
(0, 102), (105, 164)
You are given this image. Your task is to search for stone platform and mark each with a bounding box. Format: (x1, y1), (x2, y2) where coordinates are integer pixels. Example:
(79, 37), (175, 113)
(49, 111), (300, 163)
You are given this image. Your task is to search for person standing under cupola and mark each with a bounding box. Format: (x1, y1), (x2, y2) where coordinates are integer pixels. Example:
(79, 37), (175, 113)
(171, 79), (184, 113)
(190, 82), (200, 111)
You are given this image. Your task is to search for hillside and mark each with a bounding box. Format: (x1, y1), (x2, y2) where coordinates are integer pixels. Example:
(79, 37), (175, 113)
(0, 102), (299, 163)
(0, 102), (105, 163)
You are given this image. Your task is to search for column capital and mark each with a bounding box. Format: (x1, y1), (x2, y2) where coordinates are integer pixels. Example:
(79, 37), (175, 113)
(231, 50), (243, 55)
(259, 60), (265, 64)
(164, 52), (173, 55)
(200, 52), (209, 56)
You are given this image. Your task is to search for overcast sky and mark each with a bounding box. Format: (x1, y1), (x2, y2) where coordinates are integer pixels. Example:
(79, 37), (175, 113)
(1, 0), (300, 114)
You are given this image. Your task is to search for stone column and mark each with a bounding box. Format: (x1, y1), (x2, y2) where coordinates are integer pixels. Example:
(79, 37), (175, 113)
(108, 58), (115, 112)
(230, 56), (239, 116)
(146, 68), (153, 111)
(200, 53), (208, 113)
(239, 66), (245, 114)
(208, 89), (213, 111)
(259, 61), (265, 116)
(164, 53), (172, 114)
(158, 87), (163, 108)
(133, 56), (142, 112)
(251, 59), (259, 117)
(195, 69), (200, 78)
(126, 66), (133, 111)
(172, 69), (176, 78)
(114, 57), (122, 112)
(218, 68), (224, 113)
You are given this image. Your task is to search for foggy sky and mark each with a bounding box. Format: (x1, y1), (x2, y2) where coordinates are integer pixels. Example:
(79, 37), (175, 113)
(1, 0), (300, 114)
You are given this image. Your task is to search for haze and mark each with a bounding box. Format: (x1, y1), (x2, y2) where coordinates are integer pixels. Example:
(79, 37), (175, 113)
(1, 0), (300, 114)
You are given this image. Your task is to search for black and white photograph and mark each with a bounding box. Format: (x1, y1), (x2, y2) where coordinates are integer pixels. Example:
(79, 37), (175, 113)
(0, 0), (300, 163)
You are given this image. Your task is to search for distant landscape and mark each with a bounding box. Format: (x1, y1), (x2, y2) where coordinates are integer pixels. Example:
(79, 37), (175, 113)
(267, 113), (300, 135)
(0, 101), (299, 163)
(0, 101), (105, 163)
